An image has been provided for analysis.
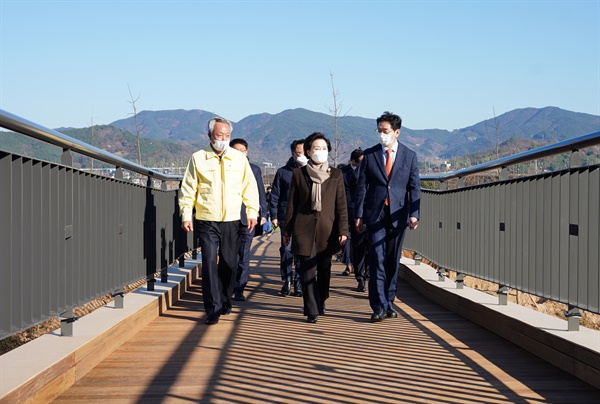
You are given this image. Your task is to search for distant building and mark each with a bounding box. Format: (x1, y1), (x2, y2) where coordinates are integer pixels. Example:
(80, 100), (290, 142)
(260, 162), (276, 176)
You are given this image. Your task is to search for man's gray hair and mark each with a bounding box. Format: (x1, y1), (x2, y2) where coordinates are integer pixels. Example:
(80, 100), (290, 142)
(207, 117), (233, 135)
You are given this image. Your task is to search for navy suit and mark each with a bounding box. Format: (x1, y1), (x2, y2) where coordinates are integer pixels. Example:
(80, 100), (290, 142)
(341, 164), (368, 284)
(355, 142), (420, 313)
(235, 163), (268, 296)
(270, 158), (302, 292)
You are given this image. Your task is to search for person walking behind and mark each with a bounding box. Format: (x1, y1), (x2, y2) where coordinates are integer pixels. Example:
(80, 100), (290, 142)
(354, 112), (421, 322)
(179, 117), (259, 325)
(340, 148), (368, 292)
(270, 139), (306, 297)
(284, 132), (348, 323)
(229, 138), (268, 302)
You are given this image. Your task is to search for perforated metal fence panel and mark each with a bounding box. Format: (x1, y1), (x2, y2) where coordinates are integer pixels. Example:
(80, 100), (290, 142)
(404, 165), (600, 314)
(0, 151), (192, 338)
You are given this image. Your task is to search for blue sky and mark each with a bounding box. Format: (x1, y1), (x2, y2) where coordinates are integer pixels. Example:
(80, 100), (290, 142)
(1, 0), (599, 131)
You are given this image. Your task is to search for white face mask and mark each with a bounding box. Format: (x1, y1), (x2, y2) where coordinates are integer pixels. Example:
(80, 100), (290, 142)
(213, 139), (229, 152)
(379, 133), (393, 147)
(311, 150), (329, 164)
(295, 155), (308, 166)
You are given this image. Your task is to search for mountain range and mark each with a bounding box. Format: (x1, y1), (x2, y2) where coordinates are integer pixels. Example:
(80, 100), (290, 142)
(1, 106), (599, 168)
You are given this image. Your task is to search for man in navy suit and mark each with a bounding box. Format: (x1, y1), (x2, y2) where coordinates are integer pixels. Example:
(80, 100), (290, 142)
(354, 112), (421, 322)
(270, 139), (306, 297)
(230, 138), (268, 302)
(340, 148), (368, 292)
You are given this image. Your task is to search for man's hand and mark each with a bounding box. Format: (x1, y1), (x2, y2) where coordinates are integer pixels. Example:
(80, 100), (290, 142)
(182, 221), (193, 233)
(355, 218), (364, 234)
(339, 235), (348, 245)
(272, 219), (279, 228)
(409, 217), (419, 230)
(260, 217), (267, 226)
(247, 218), (258, 234)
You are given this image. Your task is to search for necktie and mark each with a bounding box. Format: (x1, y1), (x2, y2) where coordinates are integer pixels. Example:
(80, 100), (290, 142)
(385, 148), (392, 205)
(385, 148), (393, 178)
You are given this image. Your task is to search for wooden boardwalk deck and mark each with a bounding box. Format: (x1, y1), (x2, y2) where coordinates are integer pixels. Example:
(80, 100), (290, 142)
(53, 235), (599, 403)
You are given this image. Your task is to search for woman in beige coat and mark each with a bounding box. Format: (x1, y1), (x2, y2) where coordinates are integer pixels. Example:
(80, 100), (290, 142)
(284, 132), (348, 323)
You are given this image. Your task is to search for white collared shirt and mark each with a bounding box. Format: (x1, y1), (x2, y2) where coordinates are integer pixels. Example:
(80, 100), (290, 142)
(382, 141), (398, 166)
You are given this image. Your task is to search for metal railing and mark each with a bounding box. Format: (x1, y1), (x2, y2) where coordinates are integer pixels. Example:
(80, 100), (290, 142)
(2, 109), (599, 337)
(0, 109), (183, 183)
(1, 110), (193, 339)
(405, 130), (600, 329)
(420, 130), (600, 183)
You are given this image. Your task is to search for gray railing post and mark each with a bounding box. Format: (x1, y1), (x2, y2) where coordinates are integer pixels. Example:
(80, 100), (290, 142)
(112, 288), (125, 309)
(147, 275), (156, 291)
(456, 273), (464, 289)
(437, 267), (446, 282)
(565, 305), (582, 331)
(61, 148), (73, 166)
(499, 167), (509, 181)
(570, 150), (581, 168)
(115, 166), (123, 180)
(497, 285), (510, 305)
(59, 309), (78, 336)
(414, 253), (421, 265)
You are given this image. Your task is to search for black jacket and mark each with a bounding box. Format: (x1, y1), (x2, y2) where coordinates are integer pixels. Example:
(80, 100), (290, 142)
(269, 157), (301, 222)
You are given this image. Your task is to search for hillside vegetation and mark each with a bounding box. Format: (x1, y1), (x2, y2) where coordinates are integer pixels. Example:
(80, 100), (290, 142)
(1, 106), (598, 170)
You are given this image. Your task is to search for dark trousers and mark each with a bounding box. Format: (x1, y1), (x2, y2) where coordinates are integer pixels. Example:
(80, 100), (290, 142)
(340, 233), (352, 267)
(366, 207), (407, 313)
(351, 227), (368, 282)
(235, 225), (254, 294)
(298, 251), (332, 316)
(196, 220), (241, 317)
(278, 221), (302, 290)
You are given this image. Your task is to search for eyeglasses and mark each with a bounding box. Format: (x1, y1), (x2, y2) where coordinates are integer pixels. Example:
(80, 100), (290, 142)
(377, 129), (395, 135)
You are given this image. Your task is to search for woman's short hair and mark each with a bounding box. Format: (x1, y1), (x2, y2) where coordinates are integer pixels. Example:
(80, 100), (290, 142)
(304, 132), (331, 152)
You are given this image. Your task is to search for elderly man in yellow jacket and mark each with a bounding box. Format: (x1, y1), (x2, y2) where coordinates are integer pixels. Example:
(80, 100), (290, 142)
(179, 117), (259, 325)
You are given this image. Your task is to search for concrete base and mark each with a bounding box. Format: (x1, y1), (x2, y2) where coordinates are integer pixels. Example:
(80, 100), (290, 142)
(399, 257), (600, 390)
(0, 258), (201, 403)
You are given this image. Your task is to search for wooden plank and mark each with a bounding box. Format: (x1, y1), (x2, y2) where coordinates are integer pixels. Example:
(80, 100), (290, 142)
(54, 236), (600, 403)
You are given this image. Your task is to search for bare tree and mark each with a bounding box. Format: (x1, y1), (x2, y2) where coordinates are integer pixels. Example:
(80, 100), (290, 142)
(326, 72), (351, 166)
(484, 106), (501, 161)
(128, 84), (144, 165)
(90, 108), (95, 172)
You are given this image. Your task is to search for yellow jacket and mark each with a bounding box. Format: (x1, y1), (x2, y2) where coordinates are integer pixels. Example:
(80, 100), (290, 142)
(179, 146), (259, 223)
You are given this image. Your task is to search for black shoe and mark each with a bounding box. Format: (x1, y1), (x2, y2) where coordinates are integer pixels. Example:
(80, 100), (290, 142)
(280, 282), (291, 296)
(205, 314), (220, 325)
(293, 289), (303, 297)
(357, 281), (365, 292)
(307, 315), (318, 323)
(386, 308), (398, 318)
(370, 310), (385, 323)
(342, 267), (350, 276)
(234, 292), (246, 301)
(221, 305), (232, 315)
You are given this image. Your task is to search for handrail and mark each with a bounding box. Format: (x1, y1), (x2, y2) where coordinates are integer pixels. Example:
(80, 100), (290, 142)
(420, 130), (600, 182)
(0, 109), (183, 182)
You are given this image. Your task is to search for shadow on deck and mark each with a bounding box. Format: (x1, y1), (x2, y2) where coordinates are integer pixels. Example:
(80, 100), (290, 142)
(37, 235), (600, 402)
